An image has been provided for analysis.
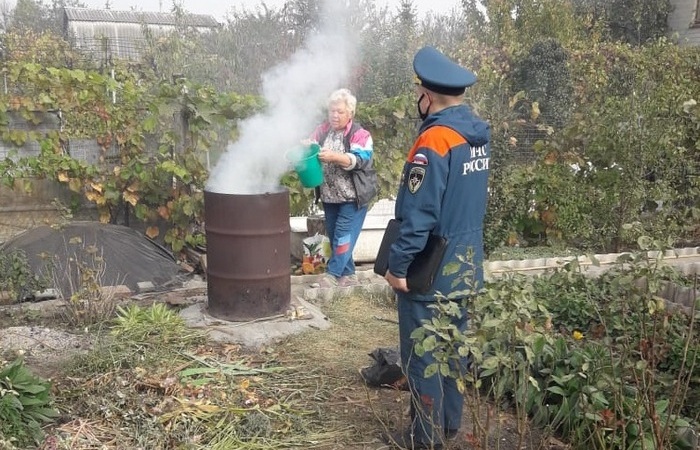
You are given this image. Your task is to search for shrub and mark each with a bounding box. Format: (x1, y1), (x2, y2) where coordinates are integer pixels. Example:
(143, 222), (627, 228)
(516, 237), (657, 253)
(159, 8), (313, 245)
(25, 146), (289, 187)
(414, 242), (700, 449)
(513, 38), (573, 128)
(0, 249), (48, 303)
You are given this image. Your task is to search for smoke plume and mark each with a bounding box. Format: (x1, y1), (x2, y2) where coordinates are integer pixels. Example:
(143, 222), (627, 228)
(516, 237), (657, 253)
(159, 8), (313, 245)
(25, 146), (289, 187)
(206, 1), (358, 195)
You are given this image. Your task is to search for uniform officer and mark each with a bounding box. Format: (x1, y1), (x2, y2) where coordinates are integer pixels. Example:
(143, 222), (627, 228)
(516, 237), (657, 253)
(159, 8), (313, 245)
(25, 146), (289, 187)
(383, 46), (491, 449)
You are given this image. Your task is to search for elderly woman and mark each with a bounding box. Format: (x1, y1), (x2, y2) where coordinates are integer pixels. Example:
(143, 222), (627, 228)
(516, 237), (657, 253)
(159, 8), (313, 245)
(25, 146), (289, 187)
(309, 88), (377, 288)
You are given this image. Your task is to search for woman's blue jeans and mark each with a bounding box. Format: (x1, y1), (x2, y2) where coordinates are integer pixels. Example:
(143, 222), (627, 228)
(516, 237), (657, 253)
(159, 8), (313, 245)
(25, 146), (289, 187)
(322, 201), (368, 277)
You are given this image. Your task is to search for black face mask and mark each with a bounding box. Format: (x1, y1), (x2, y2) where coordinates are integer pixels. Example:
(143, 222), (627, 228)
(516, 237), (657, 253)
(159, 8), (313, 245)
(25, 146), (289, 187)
(417, 93), (430, 120)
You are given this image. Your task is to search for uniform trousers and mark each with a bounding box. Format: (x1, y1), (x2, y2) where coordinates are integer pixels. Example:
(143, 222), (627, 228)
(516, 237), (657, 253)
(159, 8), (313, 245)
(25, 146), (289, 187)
(397, 294), (469, 445)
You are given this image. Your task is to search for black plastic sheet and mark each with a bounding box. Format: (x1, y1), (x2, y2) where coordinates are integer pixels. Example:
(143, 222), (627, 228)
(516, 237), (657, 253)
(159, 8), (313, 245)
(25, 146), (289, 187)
(1, 222), (183, 299)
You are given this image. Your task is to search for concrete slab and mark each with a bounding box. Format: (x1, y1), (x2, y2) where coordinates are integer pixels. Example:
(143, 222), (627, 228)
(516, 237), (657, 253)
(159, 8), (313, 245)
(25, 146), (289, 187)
(180, 296), (331, 349)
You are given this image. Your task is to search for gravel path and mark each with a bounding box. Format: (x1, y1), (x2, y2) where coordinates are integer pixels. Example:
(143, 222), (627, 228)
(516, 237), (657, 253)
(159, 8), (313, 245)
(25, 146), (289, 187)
(0, 326), (93, 377)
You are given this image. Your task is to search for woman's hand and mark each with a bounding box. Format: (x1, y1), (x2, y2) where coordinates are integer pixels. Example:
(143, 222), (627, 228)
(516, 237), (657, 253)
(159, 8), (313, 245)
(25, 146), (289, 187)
(318, 148), (350, 168)
(317, 148), (335, 163)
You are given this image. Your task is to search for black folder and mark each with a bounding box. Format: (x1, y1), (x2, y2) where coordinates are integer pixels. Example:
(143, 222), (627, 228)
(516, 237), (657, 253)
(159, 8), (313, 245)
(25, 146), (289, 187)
(373, 219), (448, 294)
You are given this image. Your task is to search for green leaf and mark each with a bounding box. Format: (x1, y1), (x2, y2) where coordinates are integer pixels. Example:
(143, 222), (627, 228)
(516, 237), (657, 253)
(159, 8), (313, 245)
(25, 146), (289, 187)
(187, 378), (214, 387)
(179, 367), (220, 377)
(143, 115), (158, 132)
(443, 262), (461, 276)
(482, 318), (502, 328)
(18, 384), (47, 395)
(546, 386), (566, 396)
(26, 407), (59, 420)
(654, 399), (669, 415)
(584, 412), (602, 421)
(528, 376), (540, 391)
(424, 364), (438, 378)
(414, 342), (425, 357)
(439, 363), (450, 377)
(481, 356), (499, 370)
(19, 397), (47, 406)
(479, 368), (496, 378)
(422, 335), (437, 352)
(71, 70), (86, 82)
(551, 373), (575, 384)
(674, 417), (691, 428)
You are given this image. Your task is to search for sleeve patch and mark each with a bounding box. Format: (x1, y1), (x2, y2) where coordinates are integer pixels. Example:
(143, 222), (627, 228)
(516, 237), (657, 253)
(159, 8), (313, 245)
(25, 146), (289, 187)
(411, 153), (429, 165)
(408, 166), (426, 194)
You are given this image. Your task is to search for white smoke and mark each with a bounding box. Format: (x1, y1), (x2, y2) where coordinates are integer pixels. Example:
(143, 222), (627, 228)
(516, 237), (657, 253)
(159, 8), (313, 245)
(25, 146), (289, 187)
(206, 1), (358, 195)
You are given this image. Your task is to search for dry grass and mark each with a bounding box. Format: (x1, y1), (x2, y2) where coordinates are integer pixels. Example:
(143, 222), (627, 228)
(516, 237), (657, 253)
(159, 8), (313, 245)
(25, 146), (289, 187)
(281, 292), (400, 373)
(271, 291), (410, 449)
(8, 286), (548, 449)
(28, 289), (410, 450)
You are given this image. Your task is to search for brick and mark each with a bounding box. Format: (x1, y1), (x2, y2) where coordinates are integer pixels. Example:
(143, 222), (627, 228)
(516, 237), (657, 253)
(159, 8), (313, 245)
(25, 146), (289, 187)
(136, 281), (156, 293)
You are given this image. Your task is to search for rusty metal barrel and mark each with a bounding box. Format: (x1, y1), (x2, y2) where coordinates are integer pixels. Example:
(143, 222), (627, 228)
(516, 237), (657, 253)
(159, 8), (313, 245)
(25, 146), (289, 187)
(204, 188), (290, 321)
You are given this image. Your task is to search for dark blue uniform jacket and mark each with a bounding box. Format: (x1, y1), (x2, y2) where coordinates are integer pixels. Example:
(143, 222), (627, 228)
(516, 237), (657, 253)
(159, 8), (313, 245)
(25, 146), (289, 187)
(388, 104), (490, 301)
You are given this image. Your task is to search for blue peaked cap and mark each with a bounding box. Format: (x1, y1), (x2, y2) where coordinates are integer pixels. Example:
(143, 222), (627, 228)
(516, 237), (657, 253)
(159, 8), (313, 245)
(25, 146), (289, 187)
(413, 46), (477, 95)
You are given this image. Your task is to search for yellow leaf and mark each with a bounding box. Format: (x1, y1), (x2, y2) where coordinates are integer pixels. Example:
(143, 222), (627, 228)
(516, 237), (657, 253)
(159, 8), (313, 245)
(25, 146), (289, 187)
(58, 172), (69, 182)
(531, 102), (540, 121)
(113, 166), (121, 176)
(544, 151), (557, 165)
(572, 330), (584, 340)
(68, 178), (82, 192)
(509, 91), (525, 109)
(302, 262), (315, 274)
(239, 379), (250, 390)
(90, 182), (103, 193)
(85, 191), (106, 205)
(123, 191), (139, 206)
(99, 211), (111, 223)
(21, 179), (33, 193)
(146, 226), (160, 239)
(195, 403), (220, 413)
(158, 205), (171, 220)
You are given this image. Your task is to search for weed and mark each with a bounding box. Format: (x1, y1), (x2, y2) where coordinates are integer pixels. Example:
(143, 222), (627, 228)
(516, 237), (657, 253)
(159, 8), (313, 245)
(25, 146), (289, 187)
(0, 249), (49, 303)
(50, 244), (121, 328)
(112, 303), (202, 345)
(0, 359), (59, 447)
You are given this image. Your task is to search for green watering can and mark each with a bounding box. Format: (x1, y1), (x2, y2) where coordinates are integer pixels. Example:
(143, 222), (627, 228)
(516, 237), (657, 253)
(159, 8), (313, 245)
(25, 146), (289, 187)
(288, 143), (324, 188)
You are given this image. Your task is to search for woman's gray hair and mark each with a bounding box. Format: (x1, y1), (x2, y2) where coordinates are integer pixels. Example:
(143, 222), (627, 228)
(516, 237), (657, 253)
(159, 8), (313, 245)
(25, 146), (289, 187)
(328, 88), (356, 116)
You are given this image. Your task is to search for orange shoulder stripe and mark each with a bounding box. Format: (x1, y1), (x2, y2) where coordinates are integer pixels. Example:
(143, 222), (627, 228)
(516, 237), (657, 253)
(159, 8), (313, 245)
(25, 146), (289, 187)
(407, 125), (467, 160)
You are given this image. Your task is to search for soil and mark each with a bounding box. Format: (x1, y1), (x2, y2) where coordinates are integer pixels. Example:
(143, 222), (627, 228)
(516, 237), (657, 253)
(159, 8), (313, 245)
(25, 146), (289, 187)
(0, 287), (568, 450)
